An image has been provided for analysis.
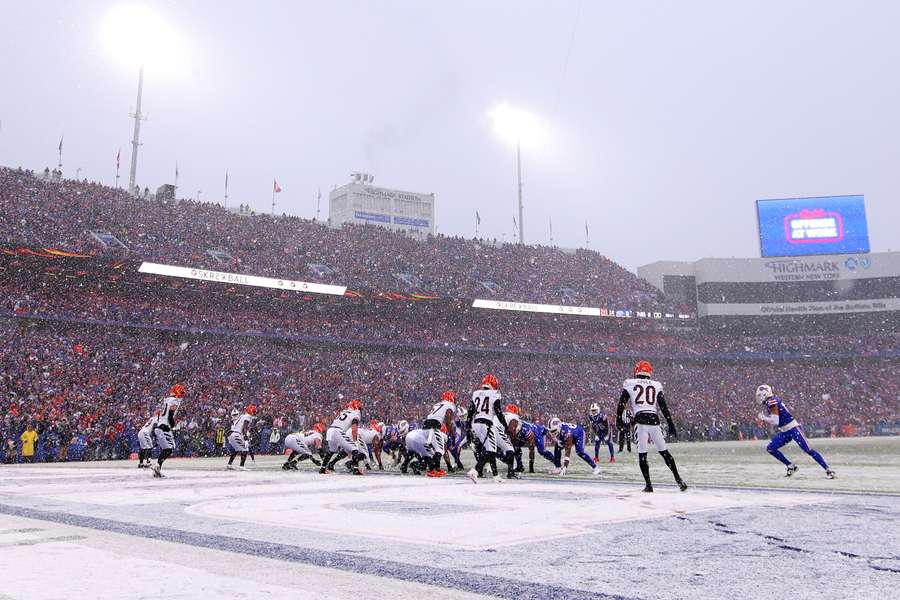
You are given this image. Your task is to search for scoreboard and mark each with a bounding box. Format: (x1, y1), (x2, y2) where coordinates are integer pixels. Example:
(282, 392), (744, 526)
(756, 195), (869, 258)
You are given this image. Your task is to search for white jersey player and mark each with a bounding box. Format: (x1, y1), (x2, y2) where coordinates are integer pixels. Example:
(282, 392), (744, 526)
(616, 361), (687, 492)
(465, 374), (508, 483)
(402, 427), (435, 475)
(226, 404), (257, 471)
(320, 400), (365, 475)
(421, 391), (458, 477)
(282, 423), (325, 470)
(150, 384), (184, 478)
(137, 411), (158, 469)
(352, 421), (385, 470)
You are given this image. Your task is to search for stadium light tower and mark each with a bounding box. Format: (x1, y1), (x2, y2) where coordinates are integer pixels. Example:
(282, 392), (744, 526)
(489, 103), (545, 245)
(101, 4), (182, 195)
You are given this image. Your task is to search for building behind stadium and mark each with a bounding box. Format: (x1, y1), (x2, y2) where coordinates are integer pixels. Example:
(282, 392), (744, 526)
(638, 251), (900, 332)
(329, 172), (435, 237)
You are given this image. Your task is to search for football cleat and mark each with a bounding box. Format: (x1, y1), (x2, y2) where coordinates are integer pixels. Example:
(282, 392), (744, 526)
(150, 464), (161, 478)
(825, 470), (835, 479)
(592, 466), (602, 476)
(467, 468), (479, 484)
(506, 471), (520, 480)
(238, 466), (248, 471)
(609, 456), (616, 463)
(492, 475), (504, 483)
(225, 464), (236, 471)
(550, 467), (562, 475)
(642, 484), (653, 493)
(677, 480), (688, 491)
(785, 464), (798, 477)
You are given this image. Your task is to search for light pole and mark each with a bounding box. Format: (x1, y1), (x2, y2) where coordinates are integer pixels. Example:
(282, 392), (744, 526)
(489, 102), (545, 245)
(128, 64), (145, 194)
(76, 167), (82, 180)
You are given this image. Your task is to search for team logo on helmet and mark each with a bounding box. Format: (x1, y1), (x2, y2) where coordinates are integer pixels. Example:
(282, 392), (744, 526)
(548, 417), (562, 434)
(756, 384), (774, 403)
(589, 403), (601, 416)
(441, 390), (457, 403)
(634, 361), (653, 376)
(397, 419), (410, 434)
(457, 407), (468, 421)
(170, 384), (185, 398)
(346, 399), (362, 411)
(481, 373), (499, 390)
(505, 404), (520, 415)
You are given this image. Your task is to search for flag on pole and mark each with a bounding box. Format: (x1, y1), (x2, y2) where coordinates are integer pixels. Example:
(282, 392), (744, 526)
(116, 148), (121, 168)
(549, 217), (553, 236)
(58, 136), (63, 153)
(513, 215), (517, 228)
(585, 221), (589, 237)
(273, 180), (282, 193)
(225, 170), (229, 190)
(476, 211), (481, 225)
(175, 162), (179, 179)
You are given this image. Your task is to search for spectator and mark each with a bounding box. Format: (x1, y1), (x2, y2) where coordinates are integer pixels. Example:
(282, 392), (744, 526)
(20, 424), (38, 463)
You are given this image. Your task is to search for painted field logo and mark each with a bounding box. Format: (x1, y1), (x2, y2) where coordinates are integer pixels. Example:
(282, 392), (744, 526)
(784, 208), (844, 244)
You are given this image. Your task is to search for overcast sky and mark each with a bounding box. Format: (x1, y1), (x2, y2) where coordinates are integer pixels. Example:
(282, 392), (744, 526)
(2, 1), (898, 270)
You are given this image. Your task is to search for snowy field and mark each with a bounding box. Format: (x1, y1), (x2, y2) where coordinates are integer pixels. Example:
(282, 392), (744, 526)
(1, 437), (898, 600)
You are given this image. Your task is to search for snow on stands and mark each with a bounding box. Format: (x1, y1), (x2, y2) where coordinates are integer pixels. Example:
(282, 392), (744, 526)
(1, 438), (899, 600)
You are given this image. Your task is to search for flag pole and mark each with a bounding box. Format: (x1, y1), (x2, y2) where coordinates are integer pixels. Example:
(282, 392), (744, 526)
(316, 187), (321, 221)
(58, 136), (63, 170)
(224, 170), (229, 209)
(115, 148), (121, 189)
(271, 182), (275, 216)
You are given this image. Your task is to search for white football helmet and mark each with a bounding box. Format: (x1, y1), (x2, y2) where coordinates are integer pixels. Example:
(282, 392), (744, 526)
(548, 417), (562, 434)
(756, 384), (774, 403)
(397, 419), (409, 434)
(230, 408), (240, 419)
(457, 407), (468, 421)
(589, 403), (601, 416)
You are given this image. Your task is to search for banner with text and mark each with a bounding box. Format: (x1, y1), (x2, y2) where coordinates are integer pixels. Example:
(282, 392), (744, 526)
(138, 263), (347, 296)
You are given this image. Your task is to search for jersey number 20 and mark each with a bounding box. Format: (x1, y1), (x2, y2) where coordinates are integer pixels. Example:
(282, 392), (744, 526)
(633, 384), (656, 405)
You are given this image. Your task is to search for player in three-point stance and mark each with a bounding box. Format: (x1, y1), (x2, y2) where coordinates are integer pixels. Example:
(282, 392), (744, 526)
(282, 423), (324, 470)
(589, 403), (616, 463)
(756, 384), (835, 479)
(226, 404), (257, 471)
(547, 418), (602, 476)
(422, 390), (458, 477)
(504, 405), (557, 473)
(466, 373), (509, 483)
(137, 410), (158, 469)
(617, 361), (687, 492)
(351, 421), (385, 471)
(320, 399), (365, 475)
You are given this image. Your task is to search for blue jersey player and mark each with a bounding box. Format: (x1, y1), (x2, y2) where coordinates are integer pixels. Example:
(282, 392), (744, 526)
(504, 405), (557, 473)
(756, 384), (835, 479)
(548, 418), (602, 476)
(588, 403), (615, 463)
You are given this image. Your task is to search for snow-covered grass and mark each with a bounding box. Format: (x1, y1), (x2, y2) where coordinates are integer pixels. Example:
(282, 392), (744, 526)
(1, 437), (897, 600)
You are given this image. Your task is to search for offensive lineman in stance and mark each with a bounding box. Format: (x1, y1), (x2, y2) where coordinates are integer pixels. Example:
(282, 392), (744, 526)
(422, 391), (458, 477)
(616, 361), (688, 492)
(150, 384), (184, 478)
(282, 423), (324, 470)
(466, 374), (509, 483)
(320, 400), (365, 475)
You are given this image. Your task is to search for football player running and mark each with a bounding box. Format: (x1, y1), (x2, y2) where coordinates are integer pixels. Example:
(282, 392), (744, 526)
(616, 361), (687, 492)
(757, 384), (835, 479)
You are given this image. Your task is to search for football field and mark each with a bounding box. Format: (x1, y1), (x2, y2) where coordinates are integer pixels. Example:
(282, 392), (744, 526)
(1, 437), (898, 600)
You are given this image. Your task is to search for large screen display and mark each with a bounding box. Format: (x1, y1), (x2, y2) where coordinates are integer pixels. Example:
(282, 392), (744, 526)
(756, 195), (869, 257)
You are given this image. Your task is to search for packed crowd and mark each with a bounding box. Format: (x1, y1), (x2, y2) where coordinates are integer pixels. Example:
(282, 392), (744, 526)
(0, 166), (683, 310)
(2, 320), (896, 463)
(2, 276), (897, 360)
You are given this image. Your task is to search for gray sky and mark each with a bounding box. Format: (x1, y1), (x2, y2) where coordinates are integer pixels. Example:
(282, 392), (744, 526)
(2, 1), (898, 271)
